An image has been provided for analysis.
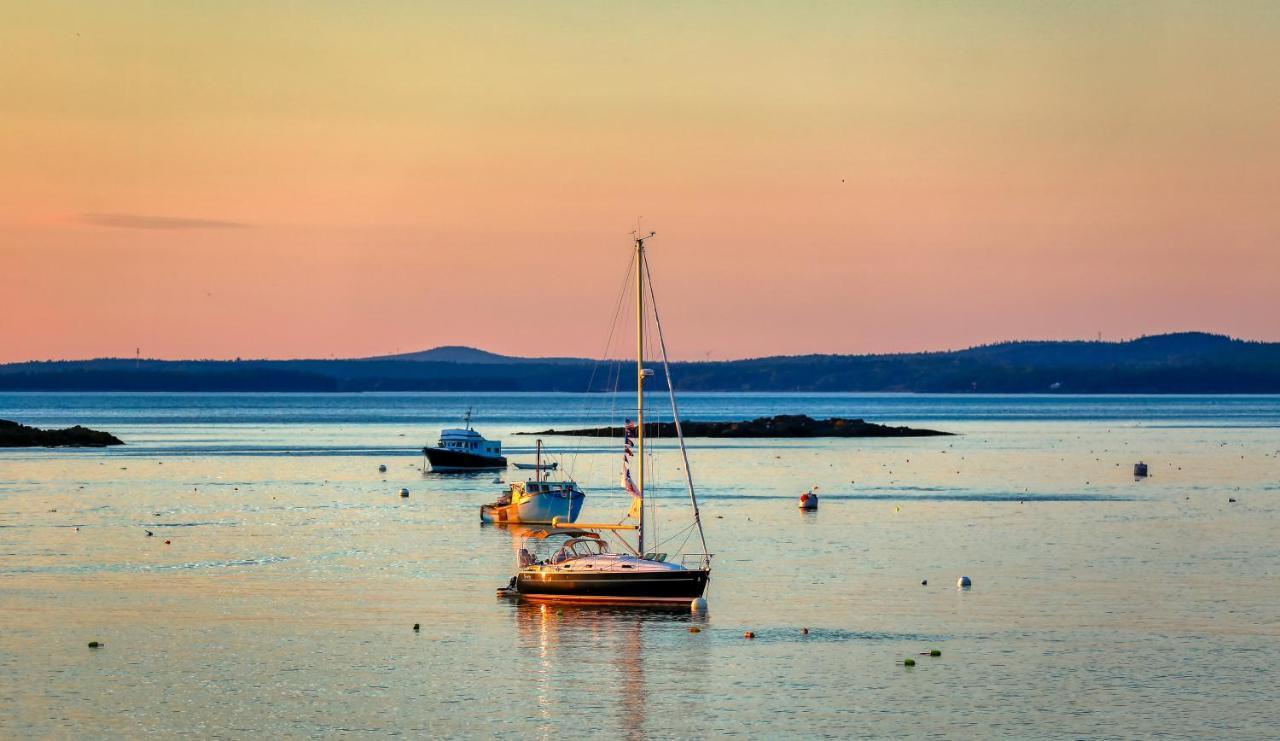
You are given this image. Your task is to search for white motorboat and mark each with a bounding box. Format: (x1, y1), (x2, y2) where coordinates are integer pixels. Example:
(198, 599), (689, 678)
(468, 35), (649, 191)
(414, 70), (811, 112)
(481, 439), (583, 525)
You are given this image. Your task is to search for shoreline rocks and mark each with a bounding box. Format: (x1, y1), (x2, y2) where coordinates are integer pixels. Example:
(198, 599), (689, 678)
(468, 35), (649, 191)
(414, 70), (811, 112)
(519, 414), (951, 438)
(0, 419), (124, 447)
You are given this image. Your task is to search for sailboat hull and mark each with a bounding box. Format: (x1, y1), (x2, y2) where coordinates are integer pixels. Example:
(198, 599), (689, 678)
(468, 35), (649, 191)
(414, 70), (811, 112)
(514, 569), (709, 604)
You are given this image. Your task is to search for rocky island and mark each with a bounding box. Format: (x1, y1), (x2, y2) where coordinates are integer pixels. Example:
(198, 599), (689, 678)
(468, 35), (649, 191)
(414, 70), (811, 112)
(521, 414), (951, 438)
(0, 419), (124, 447)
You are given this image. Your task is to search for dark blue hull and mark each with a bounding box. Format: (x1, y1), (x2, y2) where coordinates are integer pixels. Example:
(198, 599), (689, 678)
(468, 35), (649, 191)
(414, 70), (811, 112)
(513, 569), (710, 604)
(424, 446), (507, 471)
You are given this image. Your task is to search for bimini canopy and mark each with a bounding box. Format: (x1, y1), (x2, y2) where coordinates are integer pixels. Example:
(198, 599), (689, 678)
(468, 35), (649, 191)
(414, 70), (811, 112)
(513, 526), (600, 540)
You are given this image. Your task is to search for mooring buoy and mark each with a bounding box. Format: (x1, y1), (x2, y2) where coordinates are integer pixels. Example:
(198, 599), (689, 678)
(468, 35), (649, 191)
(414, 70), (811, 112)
(957, 576), (972, 588)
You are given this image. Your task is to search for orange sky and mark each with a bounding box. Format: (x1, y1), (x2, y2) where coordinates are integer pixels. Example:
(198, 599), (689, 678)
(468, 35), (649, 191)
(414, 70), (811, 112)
(2, 2), (1278, 362)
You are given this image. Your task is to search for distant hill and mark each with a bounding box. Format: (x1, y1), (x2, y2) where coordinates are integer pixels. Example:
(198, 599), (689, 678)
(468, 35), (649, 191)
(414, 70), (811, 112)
(366, 345), (588, 365)
(366, 346), (524, 363)
(2, 333), (1278, 393)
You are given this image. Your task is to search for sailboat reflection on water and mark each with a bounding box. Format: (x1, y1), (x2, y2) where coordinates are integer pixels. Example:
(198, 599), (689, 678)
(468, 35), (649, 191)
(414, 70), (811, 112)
(510, 601), (708, 736)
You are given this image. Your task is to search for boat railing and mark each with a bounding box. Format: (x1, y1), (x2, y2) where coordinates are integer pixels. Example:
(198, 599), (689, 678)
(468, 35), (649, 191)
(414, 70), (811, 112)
(679, 553), (713, 570)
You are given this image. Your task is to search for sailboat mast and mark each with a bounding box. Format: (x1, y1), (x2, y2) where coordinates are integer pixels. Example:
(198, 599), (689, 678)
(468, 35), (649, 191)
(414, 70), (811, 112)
(635, 233), (647, 557)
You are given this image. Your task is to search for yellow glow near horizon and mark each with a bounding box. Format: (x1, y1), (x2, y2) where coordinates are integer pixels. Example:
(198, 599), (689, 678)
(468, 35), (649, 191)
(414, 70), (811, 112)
(2, 2), (1278, 361)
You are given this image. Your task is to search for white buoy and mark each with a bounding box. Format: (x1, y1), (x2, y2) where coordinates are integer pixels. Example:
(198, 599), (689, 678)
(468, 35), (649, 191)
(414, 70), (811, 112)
(957, 575), (972, 588)
(690, 597), (707, 613)
(400, 488), (410, 498)
(378, 464), (387, 473)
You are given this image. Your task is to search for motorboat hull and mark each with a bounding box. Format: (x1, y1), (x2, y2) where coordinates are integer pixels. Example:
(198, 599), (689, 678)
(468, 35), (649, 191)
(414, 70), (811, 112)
(424, 446), (507, 471)
(512, 568), (710, 604)
(480, 489), (585, 525)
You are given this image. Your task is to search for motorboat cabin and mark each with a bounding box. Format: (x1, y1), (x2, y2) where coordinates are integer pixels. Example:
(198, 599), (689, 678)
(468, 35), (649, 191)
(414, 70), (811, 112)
(437, 427), (502, 458)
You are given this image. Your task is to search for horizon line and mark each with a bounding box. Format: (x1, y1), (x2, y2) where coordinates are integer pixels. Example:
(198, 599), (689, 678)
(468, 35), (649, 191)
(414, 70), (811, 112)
(0, 330), (1259, 366)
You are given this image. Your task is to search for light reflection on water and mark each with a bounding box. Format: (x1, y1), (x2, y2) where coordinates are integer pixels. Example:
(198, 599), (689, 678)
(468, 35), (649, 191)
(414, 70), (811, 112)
(1, 393), (1278, 736)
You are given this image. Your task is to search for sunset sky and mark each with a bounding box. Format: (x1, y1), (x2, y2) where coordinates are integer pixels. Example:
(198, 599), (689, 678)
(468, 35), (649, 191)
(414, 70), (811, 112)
(2, 2), (1278, 362)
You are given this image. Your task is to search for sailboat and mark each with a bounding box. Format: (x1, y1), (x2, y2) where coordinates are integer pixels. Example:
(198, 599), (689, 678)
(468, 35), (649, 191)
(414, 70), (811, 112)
(498, 232), (712, 604)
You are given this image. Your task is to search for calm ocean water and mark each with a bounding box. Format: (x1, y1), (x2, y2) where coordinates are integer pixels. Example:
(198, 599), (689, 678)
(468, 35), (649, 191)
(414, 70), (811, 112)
(2, 392), (1278, 738)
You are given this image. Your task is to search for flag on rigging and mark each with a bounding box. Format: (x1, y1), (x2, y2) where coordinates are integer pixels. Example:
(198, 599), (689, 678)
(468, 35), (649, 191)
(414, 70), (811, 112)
(621, 466), (640, 499)
(621, 417), (642, 519)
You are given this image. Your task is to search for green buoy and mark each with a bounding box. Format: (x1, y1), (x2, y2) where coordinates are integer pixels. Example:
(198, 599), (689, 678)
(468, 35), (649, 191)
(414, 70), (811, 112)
(930, 649), (942, 657)
(903, 658), (915, 666)
(88, 641), (103, 649)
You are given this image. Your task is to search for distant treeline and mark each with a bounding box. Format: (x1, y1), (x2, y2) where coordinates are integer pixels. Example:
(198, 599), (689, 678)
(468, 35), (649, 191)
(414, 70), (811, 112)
(2, 333), (1279, 393)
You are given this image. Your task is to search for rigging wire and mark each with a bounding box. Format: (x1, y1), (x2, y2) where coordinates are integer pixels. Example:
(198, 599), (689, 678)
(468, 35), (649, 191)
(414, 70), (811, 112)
(565, 250), (636, 483)
(643, 251), (710, 554)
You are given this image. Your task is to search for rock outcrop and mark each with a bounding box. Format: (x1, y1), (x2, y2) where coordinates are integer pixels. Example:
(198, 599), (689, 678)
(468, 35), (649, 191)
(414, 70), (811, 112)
(521, 414), (950, 438)
(0, 419), (124, 447)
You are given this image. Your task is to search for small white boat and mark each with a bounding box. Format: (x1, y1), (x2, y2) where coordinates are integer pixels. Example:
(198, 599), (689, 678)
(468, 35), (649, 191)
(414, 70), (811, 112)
(513, 461), (557, 471)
